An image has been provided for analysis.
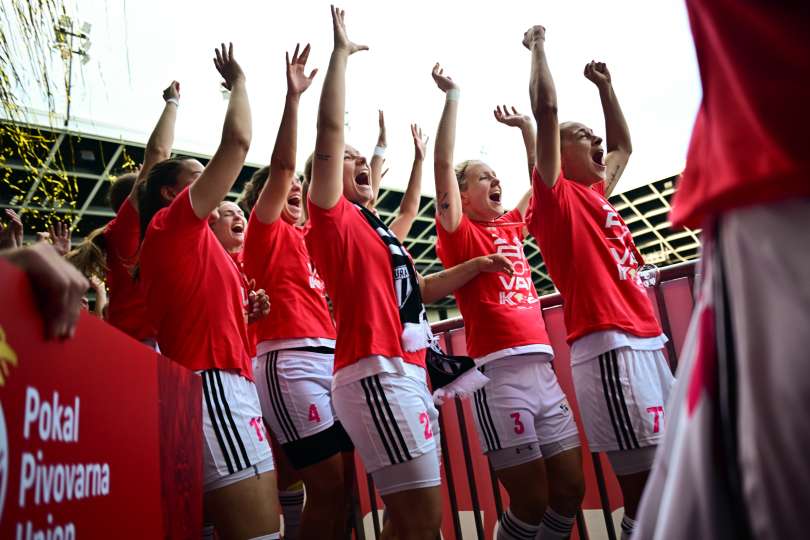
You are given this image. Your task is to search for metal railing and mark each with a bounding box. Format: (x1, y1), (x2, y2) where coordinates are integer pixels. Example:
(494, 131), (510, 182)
(353, 260), (698, 540)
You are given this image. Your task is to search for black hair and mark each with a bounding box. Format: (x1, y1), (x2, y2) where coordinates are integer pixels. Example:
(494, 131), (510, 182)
(238, 165), (270, 215)
(108, 173), (137, 213)
(137, 158), (189, 242)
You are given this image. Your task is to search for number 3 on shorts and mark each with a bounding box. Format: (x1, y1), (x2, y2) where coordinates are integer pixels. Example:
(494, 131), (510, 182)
(419, 411), (434, 440)
(511, 412), (525, 434)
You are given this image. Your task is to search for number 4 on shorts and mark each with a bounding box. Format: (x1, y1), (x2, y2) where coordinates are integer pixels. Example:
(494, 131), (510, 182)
(308, 404), (321, 423)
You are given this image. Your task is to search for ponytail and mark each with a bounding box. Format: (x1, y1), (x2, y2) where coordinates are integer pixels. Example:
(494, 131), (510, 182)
(65, 227), (108, 278)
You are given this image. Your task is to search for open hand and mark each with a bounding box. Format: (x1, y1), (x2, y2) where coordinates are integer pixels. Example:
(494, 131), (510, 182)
(411, 124), (428, 161)
(522, 25), (546, 49)
(0, 209), (23, 249)
(213, 43), (245, 91)
(331, 5), (369, 55)
(584, 60), (611, 87)
(431, 63), (458, 93)
(48, 221), (72, 257)
(477, 254), (515, 275)
(494, 105), (532, 129)
(287, 43), (318, 96)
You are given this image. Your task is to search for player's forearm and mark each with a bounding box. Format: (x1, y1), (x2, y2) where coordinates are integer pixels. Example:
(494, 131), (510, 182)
(599, 84), (632, 154)
(421, 257), (483, 304)
(530, 41), (557, 122)
(271, 94), (300, 175)
(311, 48), (349, 209)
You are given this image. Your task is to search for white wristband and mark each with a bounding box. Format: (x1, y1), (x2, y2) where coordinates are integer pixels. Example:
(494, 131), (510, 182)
(165, 97), (179, 107)
(373, 145), (386, 157)
(446, 88), (460, 102)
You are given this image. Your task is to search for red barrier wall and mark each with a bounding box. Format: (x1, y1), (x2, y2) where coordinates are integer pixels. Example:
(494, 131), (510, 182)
(353, 262), (697, 540)
(0, 260), (202, 539)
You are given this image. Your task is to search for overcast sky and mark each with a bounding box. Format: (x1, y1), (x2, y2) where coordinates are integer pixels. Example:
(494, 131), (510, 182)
(15, 0), (701, 207)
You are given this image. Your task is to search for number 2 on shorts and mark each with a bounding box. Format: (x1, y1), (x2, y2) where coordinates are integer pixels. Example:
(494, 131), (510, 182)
(419, 411), (433, 440)
(511, 412), (525, 434)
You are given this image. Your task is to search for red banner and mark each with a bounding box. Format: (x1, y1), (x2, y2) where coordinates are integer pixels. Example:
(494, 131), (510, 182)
(0, 260), (202, 539)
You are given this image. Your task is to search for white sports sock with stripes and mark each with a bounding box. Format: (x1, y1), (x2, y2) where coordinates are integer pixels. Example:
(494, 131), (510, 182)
(498, 509), (540, 540)
(620, 514), (636, 540)
(247, 534), (280, 540)
(536, 507), (575, 539)
(279, 488), (305, 540)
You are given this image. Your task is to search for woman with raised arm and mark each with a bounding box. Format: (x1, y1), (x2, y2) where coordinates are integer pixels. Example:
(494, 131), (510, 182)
(304, 8), (514, 540)
(104, 82), (180, 349)
(431, 63), (586, 540)
(241, 43), (356, 540)
(137, 44), (280, 540)
(524, 25), (670, 540)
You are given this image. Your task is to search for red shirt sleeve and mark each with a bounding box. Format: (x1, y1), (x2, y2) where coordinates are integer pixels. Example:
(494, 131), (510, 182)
(105, 198), (141, 260)
(434, 214), (474, 268)
(527, 167), (568, 231)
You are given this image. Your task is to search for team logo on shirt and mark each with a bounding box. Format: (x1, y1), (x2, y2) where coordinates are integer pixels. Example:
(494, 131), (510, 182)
(600, 202), (645, 290)
(307, 262), (325, 292)
(492, 236), (539, 306)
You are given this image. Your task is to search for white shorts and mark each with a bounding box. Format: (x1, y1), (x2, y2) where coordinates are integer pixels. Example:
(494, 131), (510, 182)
(253, 349), (336, 445)
(200, 369), (274, 491)
(333, 369), (440, 477)
(572, 347), (674, 453)
(472, 354), (580, 455)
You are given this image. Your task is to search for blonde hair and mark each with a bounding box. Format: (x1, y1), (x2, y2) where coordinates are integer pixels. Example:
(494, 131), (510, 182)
(454, 160), (475, 191)
(65, 227), (108, 279)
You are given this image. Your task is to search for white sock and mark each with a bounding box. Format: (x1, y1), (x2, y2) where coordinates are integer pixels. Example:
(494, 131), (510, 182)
(621, 514), (636, 540)
(498, 509), (540, 540)
(248, 534), (280, 540)
(279, 488), (305, 540)
(201, 525), (215, 540)
(536, 507), (575, 539)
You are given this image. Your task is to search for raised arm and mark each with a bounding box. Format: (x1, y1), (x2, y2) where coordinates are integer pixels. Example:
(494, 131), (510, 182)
(253, 43), (317, 224)
(388, 124), (428, 241)
(370, 109), (386, 205)
(525, 26), (560, 189)
(309, 6), (368, 210)
(494, 105), (535, 217)
(189, 43), (252, 219)
(585, 61), (632, 197)
(417, 254), (514, 305)
(432, 63), (463, 233)
(130, 81), (180, 209)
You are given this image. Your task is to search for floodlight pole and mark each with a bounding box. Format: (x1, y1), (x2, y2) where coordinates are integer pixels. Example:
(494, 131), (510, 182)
(54, 17), (90, 128)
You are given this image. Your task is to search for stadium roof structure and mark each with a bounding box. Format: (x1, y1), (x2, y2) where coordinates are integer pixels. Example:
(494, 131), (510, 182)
(0, 121), (701, 309)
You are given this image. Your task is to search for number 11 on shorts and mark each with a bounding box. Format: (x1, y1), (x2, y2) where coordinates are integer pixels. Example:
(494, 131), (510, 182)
(647, 406), (664, 433)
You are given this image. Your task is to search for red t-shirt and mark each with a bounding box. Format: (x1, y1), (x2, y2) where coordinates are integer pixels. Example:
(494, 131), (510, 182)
(139, 188), (253, 379)
(243, 214), (336, 345)
(670, 0), (810, 228)
(305, 196), (425, 373)
(104, 198), (155, 341)
(435, 209), (552, 359)
(527, 169), (662, 343)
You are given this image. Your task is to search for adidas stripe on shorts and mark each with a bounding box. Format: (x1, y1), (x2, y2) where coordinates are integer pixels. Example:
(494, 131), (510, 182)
(472, 354), (579, 454)
(572, 347), (674, 452)
(200, 369), (274, 490)
(333, 368), (440, 475)
(253, 348), (338, 445)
